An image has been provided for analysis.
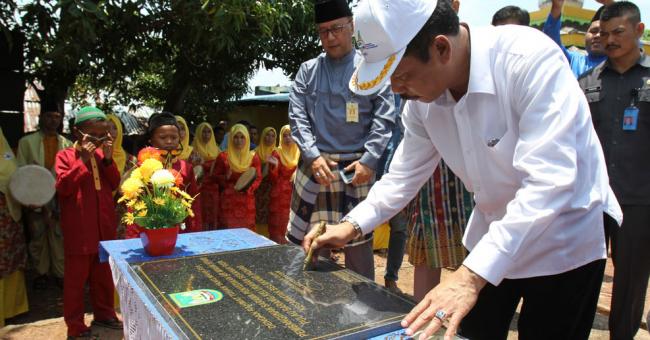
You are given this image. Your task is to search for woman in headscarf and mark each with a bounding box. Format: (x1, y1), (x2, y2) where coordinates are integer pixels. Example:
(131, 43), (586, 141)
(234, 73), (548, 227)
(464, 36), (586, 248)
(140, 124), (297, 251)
(124, 112), (202, 238)
(254, 127), (277, 231)
(192, 122), (221, 230)
(212, 124), (262, 231)
(106, 114), (136, 176)
(0, 127), (28, 326)
(106, 114), (137, 240)
(175, 115), (200, 165)
(267, 125), (299, 244)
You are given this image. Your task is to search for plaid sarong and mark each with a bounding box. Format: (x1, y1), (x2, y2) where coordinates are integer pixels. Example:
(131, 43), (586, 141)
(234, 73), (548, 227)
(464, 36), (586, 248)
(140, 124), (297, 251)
(286, 152), (374, 247)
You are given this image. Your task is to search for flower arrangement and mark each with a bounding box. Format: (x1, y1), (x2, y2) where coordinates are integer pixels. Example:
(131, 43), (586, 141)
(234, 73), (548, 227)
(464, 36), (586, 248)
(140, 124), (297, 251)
(118, 147), (194, 230)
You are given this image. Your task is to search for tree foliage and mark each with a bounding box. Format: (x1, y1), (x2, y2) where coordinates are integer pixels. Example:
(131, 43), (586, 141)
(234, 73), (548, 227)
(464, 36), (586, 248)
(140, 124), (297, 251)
(0, 0), (321, 121)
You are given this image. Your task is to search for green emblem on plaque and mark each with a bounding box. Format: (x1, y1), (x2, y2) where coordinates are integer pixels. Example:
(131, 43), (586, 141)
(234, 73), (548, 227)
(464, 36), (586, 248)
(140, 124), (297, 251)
(169, 289), (223, 308)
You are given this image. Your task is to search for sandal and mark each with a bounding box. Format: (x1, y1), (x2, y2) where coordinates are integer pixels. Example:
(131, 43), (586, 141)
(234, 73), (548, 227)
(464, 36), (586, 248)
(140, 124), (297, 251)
(91, 318), (123, 330)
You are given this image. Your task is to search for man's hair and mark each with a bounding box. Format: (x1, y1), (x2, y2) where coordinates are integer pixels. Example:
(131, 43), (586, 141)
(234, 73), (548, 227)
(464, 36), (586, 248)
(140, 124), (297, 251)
(404, 0), (459, 63)
(600, 1), (641, 25)
(491, 6), (530, 26)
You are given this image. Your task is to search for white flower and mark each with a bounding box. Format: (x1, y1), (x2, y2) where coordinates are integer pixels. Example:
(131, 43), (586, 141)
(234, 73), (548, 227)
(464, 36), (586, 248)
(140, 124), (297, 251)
(150, 169), (176, 187)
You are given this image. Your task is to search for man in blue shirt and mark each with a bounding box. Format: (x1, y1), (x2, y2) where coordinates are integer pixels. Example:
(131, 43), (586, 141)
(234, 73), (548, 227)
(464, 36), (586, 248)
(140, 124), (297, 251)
(542, 0), (612, 78)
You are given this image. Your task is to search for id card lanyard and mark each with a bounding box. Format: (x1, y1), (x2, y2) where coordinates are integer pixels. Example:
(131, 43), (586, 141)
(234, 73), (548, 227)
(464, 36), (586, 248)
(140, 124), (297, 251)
(623, 88), (640, 131)
(346, 93), (359, 123)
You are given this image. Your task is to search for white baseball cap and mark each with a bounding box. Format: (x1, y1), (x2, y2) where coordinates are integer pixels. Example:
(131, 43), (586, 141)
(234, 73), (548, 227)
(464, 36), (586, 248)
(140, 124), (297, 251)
(349, 0), (437, 95)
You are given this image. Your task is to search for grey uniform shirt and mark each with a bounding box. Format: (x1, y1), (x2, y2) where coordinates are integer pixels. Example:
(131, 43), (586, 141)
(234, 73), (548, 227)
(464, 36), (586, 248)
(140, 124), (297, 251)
(288, 50), (396, 170)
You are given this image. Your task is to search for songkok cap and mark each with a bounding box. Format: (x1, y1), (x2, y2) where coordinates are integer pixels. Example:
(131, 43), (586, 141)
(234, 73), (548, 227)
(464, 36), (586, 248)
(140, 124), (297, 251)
(315, 0), (353, 24)
(147, 112), (180, 136)
(349, 0), (437, 95)
(75, 106), (106, 125)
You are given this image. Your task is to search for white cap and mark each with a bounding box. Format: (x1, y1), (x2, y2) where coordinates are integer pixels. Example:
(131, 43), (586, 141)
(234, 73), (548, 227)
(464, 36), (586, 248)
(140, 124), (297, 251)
(349, 0), (437, 95)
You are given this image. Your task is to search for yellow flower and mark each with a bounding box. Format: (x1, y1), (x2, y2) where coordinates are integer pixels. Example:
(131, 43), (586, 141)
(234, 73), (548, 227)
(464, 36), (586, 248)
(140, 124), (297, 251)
(181, 200), (192, 208)
(123, 212), (135, 225)
(121, 178), (144, 199)
(139, 159), (163, 180)
(153, 197), (166, 206)
(137, 209), (148, 217)
(176, 189), (192, 200)
(126, 199), (137, 208)
(187, 208), (194, 218)
(130, 168), (143, 180)
(150, 169), (175, 187)
(133, 201), (146, 211)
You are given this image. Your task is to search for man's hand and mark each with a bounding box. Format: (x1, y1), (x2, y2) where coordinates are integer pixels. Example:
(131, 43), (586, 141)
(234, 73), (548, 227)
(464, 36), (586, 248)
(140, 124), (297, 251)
(310, 156), (337, 186)
(80, 134), (97, 163)
(551, 0), (565, 19)
(344, 161), (373, 186)
(401, 266), (487, 340)
(102, 134), (114, 160)
(451, 0), (460, 13)
(301, 222), (358, 254)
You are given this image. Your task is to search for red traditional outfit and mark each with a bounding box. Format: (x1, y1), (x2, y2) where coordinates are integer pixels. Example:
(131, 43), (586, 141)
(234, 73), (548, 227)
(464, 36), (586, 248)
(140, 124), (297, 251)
(55, 146), (119, 336)
(267, 125), (299, 243)
(212, 124), (262, 231)
(254, 127), (277, 227)
(192, 123), (220, 230)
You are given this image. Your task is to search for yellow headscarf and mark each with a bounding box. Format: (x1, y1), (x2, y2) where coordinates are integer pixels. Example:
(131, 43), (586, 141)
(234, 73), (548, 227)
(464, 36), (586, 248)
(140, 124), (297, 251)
(255, 127), (277, 164)
(106, 114), (128, 174)
(227, 124), (254, 173)
(175, 116), (193, 160)
(277, 125), (299, 168)
(192, 122), (220, 161)
(0, 128), (21, 221)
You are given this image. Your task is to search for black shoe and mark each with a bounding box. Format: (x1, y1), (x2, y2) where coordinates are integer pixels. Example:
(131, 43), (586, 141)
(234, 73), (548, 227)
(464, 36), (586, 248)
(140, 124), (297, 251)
(33, 275), (48, 290)
(92, 318), (123, 330)
(67, 330), (97, 339)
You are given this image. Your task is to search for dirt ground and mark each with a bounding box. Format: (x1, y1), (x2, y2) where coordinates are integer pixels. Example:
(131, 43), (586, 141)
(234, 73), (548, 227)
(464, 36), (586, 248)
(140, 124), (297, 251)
(1, 252), (648, 340)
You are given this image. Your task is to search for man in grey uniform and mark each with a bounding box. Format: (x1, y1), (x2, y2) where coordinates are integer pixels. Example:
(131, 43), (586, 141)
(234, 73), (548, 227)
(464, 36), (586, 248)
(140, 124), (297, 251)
(287, 0), (396, 279)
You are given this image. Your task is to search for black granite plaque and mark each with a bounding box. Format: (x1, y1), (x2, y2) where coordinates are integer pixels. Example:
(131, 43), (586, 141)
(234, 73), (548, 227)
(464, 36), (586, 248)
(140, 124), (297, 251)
(130, 245), (416, 339)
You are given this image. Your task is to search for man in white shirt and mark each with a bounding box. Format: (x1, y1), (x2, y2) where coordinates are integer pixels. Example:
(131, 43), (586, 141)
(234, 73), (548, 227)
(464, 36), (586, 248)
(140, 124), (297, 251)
(302, 1), (622, 339)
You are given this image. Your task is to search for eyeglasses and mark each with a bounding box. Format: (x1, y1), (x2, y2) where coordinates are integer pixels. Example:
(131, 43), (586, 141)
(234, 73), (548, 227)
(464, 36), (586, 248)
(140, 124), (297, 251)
(317, 20), (352, 37)
(80, 131), (109, 144)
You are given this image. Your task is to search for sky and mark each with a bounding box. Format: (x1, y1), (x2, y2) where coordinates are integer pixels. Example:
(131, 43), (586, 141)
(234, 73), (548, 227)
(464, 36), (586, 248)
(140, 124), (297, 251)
(246, 0), (650, 95)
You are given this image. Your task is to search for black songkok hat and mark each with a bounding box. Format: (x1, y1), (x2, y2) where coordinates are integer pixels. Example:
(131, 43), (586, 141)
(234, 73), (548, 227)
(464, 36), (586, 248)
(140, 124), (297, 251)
(314, 0), (352, 24)
(147, 111), (180, 137)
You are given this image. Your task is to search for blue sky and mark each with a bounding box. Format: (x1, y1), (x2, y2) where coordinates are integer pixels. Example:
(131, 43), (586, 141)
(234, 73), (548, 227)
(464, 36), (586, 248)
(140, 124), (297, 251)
(247, 0), (650, 94)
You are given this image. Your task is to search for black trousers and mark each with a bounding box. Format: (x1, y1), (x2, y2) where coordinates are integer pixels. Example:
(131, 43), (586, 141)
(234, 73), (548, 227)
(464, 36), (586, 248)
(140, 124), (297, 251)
(459, 259), (605, 340)
(605, 206), (650, 340)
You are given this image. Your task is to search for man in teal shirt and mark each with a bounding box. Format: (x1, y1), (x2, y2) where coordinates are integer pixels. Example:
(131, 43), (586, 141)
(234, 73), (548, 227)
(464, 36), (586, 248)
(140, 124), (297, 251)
(542, 0), (612, 77)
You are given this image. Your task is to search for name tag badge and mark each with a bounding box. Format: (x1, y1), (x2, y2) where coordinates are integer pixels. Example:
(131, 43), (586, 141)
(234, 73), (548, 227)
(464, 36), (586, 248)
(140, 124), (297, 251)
(346, 102), (359, 123)
(623, 106), (639, 131)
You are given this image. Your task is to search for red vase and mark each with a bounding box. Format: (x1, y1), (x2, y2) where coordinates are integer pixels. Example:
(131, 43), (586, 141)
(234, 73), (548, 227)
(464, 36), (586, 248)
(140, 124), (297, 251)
(140, 225), (179, 256)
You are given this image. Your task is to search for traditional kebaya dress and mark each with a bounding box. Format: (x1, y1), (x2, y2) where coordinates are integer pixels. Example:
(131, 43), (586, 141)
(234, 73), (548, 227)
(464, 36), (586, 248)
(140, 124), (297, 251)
(192, 122), (221, 230)
(213, 124), (262, 231)
(267, 125), (299, 243)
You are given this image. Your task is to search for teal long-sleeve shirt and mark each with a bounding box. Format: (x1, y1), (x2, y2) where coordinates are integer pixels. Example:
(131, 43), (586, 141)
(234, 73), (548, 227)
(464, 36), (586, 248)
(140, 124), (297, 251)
(542, 14), (606, 78)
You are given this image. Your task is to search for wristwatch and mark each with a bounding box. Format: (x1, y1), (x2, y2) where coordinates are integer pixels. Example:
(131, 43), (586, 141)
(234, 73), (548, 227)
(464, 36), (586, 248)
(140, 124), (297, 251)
(341, 216), (363, 238)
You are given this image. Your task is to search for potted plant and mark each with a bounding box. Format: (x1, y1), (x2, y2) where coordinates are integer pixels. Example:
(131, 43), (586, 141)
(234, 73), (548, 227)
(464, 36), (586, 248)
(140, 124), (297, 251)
(118, 147), (195, 256)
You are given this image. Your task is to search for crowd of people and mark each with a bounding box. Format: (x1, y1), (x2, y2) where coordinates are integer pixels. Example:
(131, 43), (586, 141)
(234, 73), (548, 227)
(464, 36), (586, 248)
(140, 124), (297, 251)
(0, 0), (649, 339)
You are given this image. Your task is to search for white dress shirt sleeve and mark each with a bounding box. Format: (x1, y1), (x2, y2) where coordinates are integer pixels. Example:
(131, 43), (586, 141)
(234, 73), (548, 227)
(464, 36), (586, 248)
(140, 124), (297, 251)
(463, 46), (588, 285)
(346, 101), (441, 234)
